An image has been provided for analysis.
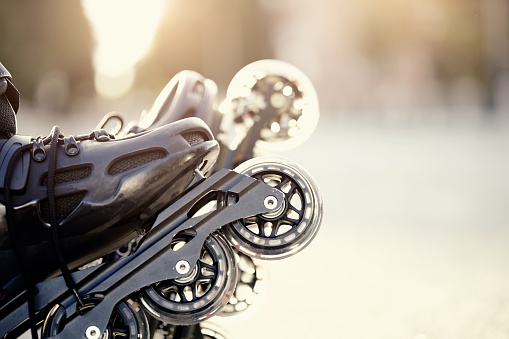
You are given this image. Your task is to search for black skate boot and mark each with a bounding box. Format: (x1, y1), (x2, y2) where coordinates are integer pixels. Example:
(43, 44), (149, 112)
(105, 60), (320, 171)
(0, 63), (220, 310)
(112, 60), (320, 171)
(119, 70), (219, 137)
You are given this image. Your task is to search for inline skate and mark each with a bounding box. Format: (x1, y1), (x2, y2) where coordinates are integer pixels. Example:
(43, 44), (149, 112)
(0, 60), (322, 339)
(107, 59), (320, 322)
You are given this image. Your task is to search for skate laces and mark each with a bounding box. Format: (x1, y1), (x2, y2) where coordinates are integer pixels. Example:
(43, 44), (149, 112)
(4, 142), (38, 338)
(4, 126), (116, 338)
(46, 126), (85, 309)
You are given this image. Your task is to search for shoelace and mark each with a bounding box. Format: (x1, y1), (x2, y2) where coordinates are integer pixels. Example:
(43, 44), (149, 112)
(4, 142), (37, 338)
(46, 126), (85, 315)
(4, 126), (115, 338)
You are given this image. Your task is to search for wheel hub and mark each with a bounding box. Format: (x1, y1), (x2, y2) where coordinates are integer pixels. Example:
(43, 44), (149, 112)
(262, 196), (286, 219)
(174, 264), (199, 284)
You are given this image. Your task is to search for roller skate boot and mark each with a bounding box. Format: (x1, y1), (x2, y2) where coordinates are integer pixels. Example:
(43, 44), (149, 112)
(101, 70), (219, 138)
(104, 60), (320, 171)
(0, 63), (220, 310)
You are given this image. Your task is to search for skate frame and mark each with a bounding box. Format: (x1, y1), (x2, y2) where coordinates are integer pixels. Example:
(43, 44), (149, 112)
(0, 168), (284, 339)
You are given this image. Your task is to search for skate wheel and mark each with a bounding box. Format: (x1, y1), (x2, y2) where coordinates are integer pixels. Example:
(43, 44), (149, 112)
(42, 295), (149, 339)
(219, 250), (264, 316)
(222, 157), (323, 260)
(138, 232), (238, 325)
(200, 322), (230, 339)
(149, 321), (230, 339)
(223, 59), (319, 151)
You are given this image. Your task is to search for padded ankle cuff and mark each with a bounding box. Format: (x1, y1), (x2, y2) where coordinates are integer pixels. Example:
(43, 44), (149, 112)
(0, 94), (17, 138)
(0, 62), (20, 138)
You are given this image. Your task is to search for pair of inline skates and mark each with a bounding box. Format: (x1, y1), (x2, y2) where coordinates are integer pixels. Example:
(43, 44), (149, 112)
(0, 59), (322, 339)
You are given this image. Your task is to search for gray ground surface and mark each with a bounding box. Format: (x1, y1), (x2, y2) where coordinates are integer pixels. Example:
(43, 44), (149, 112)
(16, 109), (509, 339)
(214, 113), (509, 339)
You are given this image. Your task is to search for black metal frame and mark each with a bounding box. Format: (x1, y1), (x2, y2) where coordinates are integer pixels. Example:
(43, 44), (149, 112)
(0, 168), (284, 339)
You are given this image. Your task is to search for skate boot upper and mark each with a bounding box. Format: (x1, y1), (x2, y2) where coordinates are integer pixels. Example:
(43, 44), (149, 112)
(123, 70), (219, 136)
(0, 117), (219, 303)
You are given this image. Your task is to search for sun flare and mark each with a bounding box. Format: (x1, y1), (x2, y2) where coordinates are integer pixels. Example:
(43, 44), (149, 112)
(81, 0), (166, 99)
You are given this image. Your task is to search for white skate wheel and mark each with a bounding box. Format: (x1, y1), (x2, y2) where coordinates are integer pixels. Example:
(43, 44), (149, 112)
(223, 59), (319, 152)
(222, 157), (323, 260)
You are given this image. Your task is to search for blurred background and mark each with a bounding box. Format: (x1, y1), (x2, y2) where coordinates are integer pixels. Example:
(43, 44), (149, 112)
(1, 0), (509, 338)
(1, 0), (508, 118)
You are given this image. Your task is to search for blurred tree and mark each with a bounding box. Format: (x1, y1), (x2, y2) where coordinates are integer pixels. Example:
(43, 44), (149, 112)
(359, 0), (485, 85)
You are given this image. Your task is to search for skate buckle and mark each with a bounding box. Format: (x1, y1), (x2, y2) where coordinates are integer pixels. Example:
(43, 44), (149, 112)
(64, 135), (80, 156)
(32, 137), (46, 162)
(94, 129), (111, 142)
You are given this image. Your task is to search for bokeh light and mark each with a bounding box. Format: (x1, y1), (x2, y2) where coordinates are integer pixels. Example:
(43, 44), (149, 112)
(81, 0), (166, 99)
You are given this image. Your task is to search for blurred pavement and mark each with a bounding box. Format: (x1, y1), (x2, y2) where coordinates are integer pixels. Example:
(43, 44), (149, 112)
(213, 111), (509, 339)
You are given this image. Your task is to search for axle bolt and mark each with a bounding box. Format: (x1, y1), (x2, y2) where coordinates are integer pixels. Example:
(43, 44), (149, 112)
(176, 260), (191, 274)
(264, 196), (278, 210)
(86, 326), (101, 339)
